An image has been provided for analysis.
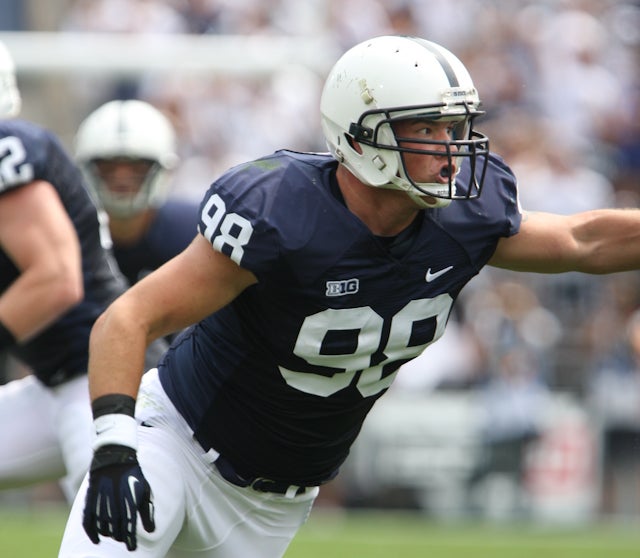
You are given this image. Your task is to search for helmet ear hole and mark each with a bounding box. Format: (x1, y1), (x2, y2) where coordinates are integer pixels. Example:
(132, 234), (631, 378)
(344, 134), (364, 156)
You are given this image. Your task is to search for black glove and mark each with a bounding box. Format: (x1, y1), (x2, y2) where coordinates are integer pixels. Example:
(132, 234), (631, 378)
(82, 444), (155, 551)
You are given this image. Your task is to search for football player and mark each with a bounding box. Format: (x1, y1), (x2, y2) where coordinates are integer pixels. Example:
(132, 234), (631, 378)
(60, 35), (640, 556)
(75, 100), (198, 287)
(0, 41), (167, 502)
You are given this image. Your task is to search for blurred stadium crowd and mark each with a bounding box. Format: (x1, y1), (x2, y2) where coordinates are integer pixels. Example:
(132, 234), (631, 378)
(2, 0), (640, 521)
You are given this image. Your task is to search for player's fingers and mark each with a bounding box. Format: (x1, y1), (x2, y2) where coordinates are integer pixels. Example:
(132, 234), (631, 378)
(82, 512), (100, 545)
(82, 489), (101, 544)
(140, 510), (156, 533)
(124, 495), (138, 551)
(139, 487), (156, 533)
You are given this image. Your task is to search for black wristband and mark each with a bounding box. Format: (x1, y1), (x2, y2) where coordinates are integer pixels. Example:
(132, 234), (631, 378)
(91, 393), (136, 419)
(0, 320), (16, 351)
(91, 444), (137, 471)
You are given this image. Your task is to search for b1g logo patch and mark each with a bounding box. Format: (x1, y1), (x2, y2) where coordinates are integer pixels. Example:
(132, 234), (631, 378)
(326, 278), (359, 297)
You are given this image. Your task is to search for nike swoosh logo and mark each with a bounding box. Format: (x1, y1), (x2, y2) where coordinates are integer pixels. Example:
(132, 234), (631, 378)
(425, 265), (453, 282)
(128, 475), (140, 503)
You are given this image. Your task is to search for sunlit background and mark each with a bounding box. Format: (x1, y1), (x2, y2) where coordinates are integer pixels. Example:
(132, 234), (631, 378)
(1, 0), (640, 531)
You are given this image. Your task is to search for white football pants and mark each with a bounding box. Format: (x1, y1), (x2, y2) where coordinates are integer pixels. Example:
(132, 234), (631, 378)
(0, 374), (93, 502)
(58, 369), (319, 558)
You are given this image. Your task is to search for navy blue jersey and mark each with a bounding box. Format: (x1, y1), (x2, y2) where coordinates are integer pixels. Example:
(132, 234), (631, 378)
(0, 119), (128, 386)
(159, 150), (521, 485)
(112, 199), (198, 285)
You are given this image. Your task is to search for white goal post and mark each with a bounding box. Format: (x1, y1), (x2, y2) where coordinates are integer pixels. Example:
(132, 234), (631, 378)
(0, 31), (339, 143)
(0, 31), (339, 77)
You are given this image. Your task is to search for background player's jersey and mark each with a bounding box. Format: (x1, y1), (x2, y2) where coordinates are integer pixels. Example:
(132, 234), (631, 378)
(111, 199), (198, 285)
(0, 119), (127, 386)
(159, 150), (521, 485)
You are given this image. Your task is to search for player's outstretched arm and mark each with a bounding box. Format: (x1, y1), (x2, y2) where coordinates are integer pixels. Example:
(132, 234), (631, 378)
(489, 208), (640, 274)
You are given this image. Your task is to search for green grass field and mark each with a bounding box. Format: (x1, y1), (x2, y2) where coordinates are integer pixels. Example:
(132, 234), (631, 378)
(2, 505), (639, 557)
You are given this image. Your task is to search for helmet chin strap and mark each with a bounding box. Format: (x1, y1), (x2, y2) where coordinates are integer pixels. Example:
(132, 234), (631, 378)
(407, 191), (452, 209)
(400, 162), (458, 209)
(385, 172), (455, 209)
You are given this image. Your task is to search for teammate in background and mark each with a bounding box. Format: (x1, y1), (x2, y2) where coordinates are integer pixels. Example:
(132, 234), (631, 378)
(60, 35), (640, 556)
(0, 42), (166, 503)
(75, 100), (198, 287)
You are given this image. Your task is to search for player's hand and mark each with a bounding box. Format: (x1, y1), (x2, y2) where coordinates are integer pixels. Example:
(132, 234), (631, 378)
(82, 444), (155, 551)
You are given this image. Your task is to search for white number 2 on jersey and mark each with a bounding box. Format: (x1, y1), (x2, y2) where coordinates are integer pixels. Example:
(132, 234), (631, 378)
(0, 136), (35, 188)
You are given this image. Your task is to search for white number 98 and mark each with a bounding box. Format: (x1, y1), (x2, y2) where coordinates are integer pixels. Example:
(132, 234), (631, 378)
(200, 193), (253, 264)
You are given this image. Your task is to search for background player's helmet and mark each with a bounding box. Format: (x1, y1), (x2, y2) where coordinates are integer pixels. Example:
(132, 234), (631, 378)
(0, 41), (21, 118)
(75, 100), (179, 218)
(320, 35), (489, 208)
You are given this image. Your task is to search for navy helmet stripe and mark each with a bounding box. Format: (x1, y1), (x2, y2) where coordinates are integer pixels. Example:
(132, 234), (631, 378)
(411, 37), (460, 87)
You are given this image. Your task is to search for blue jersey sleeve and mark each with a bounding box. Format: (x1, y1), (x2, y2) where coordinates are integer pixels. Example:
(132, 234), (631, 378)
(0, 120), (56, 193)
(197, 152), (338, 282)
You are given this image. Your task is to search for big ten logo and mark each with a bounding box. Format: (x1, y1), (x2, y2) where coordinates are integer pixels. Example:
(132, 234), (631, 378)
(325, 278), (359, 297)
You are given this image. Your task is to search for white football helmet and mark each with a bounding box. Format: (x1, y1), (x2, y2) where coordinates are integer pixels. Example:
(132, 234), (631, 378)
(0, 41), (21, 118)
(75, 100), (179, 217)
(320, 35), (489, 208)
